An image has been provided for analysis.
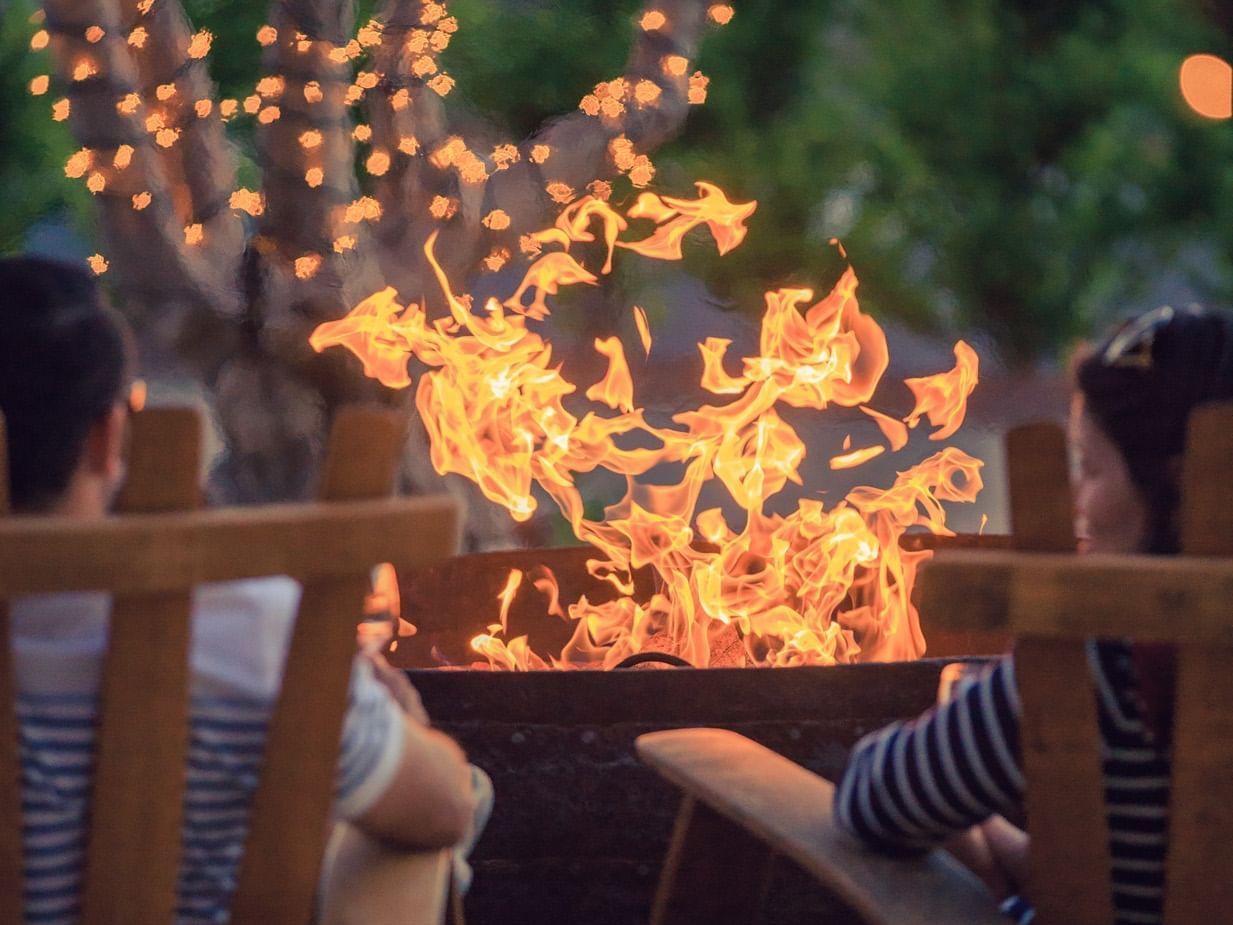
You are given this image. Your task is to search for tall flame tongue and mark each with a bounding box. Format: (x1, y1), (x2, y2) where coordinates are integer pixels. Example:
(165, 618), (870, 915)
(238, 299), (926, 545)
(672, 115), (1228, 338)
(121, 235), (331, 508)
(311, 181), (984, 669)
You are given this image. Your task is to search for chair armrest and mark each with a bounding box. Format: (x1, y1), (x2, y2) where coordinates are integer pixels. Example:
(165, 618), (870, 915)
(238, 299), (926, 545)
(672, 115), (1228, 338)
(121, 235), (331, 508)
(636, 728), (1008, 925)
(318, 824), (453, 925)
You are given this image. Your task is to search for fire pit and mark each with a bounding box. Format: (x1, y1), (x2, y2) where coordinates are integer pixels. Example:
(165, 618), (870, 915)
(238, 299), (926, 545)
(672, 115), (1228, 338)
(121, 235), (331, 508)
(389, 547), (999, 925)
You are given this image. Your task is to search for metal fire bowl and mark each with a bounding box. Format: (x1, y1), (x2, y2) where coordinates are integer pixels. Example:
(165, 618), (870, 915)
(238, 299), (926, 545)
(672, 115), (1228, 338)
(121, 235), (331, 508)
(393, 546), (999, 924)
(410, 659), (986, 925)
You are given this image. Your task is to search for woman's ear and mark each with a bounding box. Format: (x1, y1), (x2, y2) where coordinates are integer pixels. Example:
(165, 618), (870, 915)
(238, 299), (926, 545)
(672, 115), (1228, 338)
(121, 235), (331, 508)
(81, 405), (128, 480)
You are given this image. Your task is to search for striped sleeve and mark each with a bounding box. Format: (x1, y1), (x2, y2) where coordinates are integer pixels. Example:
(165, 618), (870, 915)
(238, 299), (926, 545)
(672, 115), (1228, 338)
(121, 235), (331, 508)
(834, 655), (1025, 853)
(332, 656), (407, 820)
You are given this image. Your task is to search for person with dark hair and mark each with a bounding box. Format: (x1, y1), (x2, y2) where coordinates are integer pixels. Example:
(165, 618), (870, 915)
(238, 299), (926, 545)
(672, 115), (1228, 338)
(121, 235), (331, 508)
(833, 304), (1233, 925)
(0, 256), (484, 923)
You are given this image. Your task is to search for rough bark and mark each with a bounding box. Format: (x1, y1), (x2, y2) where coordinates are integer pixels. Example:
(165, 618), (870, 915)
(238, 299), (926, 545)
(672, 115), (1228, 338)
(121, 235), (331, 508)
(43, 0), (716, 550)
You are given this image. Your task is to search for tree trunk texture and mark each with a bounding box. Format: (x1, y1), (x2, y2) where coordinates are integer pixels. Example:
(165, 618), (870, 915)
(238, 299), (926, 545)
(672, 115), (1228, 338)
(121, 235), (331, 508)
(43, 0), (714, 549)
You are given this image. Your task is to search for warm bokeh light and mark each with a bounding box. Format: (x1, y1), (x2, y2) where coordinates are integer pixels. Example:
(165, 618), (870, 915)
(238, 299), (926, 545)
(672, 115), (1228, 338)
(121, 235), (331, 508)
(1180, 53), (1233, 120)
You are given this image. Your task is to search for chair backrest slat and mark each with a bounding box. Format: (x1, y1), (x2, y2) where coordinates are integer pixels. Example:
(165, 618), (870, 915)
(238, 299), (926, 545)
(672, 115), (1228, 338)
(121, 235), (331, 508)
(230, 406), (407, 923)
(1005, 423), (1115, 925)
(1, 404), (454, 924)
(81, 410), (203, 925)
(1163, 402), (1233, 924)
(0, 414), (24, 923)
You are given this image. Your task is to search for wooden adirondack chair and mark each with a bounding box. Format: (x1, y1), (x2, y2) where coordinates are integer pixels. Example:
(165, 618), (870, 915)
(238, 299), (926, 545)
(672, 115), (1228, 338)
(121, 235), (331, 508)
(0, 404), (462, 925)
(637, 402), (1233, 925)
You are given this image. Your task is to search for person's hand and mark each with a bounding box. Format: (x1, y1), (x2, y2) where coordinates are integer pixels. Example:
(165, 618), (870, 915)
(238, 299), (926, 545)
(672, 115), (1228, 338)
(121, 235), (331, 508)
(365, 652), (430, 725)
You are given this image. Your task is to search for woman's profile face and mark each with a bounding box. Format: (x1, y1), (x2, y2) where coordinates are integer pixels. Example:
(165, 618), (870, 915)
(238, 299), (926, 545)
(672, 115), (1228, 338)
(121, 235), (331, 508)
(1069, 394), (1149, 554)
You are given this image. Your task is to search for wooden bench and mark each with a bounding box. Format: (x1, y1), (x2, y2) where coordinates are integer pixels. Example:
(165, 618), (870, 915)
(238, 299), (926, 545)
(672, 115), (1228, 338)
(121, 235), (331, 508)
(637, 402), (1233, 925)
(0, 404), (462, 925)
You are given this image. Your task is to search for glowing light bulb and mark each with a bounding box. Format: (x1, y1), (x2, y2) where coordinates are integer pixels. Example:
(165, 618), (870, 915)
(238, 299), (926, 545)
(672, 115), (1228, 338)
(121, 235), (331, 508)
(305, 167), (324, 187)
(88, 254), (109, 275)
(85, 26), (105, 43)
(132, 191), (152, 210)
(1180, 54), (1233, 119)
(29, 75), (50, 96)
(30, 30), (49, 51)
(51, 98), (70, 121)
(427, 74), (455, 96)
(187, 30), (213, 59)
(256, 25), (278, 46)
(640, 10), (667, 31)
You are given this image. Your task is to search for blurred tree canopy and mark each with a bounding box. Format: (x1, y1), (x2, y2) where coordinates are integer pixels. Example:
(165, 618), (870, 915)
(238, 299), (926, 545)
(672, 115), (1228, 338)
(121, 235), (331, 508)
(5, 0), (1233, 362)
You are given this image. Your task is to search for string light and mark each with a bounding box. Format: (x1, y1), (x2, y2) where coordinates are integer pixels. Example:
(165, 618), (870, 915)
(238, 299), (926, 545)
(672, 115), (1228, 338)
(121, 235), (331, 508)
(113, 144), (134, 169)
(357, 21), (382, 47)
(629, 155), (655, 187)
(295, 32), (312, 54)
(390, 88), (410, 111)
(256, 76), (285, 98)
(195, 99), (213, 118)
(184, 223), (204, 245)
(86, 172), (106, 194)
(634, 80), (662, 106)
(156, 82), (177, 101)
(72, 58), (98, 81)
(156, 127), (180, 147)
(707, 4), (735, 24)
(64, 149), (92, 179)
(305, 167), (324, 187)
(397, 136), (419, 155)
(117, 93), (141, 115)
(145, 112), (165, 132)
(187, 30), (213, 59)
(491, 144), (520, 170)
(257, 106), (281, 124)
(345, 85), (364, 105)
(303, 81), (323, 104)
(229, 188), (265, 216)
(137, 0), (155, 14)
(132, 191), (152, 210)
(366, 150), (391, 176)
(220, 99), (239, 119)
(412, 56), (437, 77)
(353, 124), (373, 142)
(427, 74), (455, 96)
(429, 195), (457, 219)
(530, 144), (551, 164)
(299, 129), (323, 149)
(430, 136), (465, 168)
(88, 254), (109, 275)
(663, 54), (689, 77)
(29, 75), (50, 96)
(30, 30), (49, 51)
(128, 27), (148, 48)
(344, 196), (381, 223)
(421, 3), (446, 25)
(483, 248), (510, 272)
(295, 254), (322, 279)
(482, 209), (511, 230)
(688, 71), (709, 105)
(51, 98), (70, 121)
(333, 234), (357, 253)
(430, 31), (450, 52)
(639, 11), (667, 31)
(243, 95), (261, 114)
(457, 151), (488, 184)
(84, 26), (105, 43)
(256, 25), (278, 46)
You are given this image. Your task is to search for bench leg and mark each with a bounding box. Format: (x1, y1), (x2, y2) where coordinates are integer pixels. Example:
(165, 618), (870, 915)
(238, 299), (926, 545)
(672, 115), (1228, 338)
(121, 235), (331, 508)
(650, 796), (776, 925)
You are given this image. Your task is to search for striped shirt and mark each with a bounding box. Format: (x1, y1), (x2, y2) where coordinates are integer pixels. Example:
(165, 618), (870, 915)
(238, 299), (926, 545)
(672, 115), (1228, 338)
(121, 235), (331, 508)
(835, 642), (1169, 925)
(11, 578), (406, 925)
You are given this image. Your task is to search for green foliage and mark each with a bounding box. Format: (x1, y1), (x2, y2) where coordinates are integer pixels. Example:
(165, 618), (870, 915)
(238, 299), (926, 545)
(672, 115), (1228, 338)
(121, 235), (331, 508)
(0, 0), (92, 254)
(5, 0), (1232, 361)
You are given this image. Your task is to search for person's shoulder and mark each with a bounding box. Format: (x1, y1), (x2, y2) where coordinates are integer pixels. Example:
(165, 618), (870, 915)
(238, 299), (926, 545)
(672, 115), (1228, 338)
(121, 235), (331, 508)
(190, 576), (304, 701)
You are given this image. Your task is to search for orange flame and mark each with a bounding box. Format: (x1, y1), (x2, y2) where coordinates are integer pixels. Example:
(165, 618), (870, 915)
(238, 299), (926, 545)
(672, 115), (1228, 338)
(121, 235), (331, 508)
(312, 181), (984, 669)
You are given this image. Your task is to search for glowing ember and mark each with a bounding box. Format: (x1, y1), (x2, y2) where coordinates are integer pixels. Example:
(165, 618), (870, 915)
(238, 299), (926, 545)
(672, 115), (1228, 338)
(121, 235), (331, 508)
(311, 181), (984, 670)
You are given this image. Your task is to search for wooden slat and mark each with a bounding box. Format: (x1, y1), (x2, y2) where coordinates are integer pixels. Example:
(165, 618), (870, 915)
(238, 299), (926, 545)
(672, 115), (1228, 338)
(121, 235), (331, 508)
(650, 796), (775, 925)
(231, 406), (427, 924)
(82, 410), (203, 925)
(1005, 422), (1113, 925)
(229, 575), (375, 925)
(637, 729), (1007, 925)
(919, 552), (1233, 642)
(0, 496), (460, 595)
(317, 405), (405, 501)
(116, 407), (203, 514)
(0, 413), (24, 924)
(1163, 401), (1233, 925)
